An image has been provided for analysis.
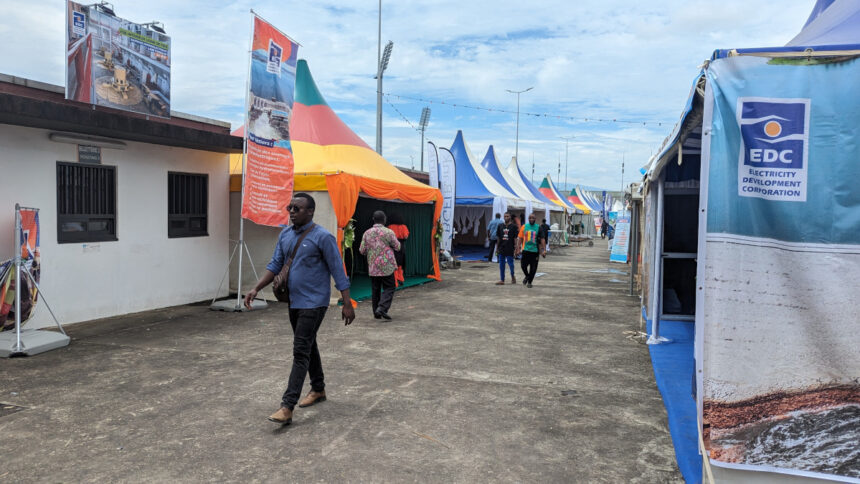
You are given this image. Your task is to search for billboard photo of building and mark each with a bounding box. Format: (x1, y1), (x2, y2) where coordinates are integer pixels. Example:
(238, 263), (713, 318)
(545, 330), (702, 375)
(65, 1), (171, 117)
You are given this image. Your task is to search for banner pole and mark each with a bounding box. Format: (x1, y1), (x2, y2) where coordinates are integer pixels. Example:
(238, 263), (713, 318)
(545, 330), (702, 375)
(14, 204), (22, 352)
(235, 10), (256, 309)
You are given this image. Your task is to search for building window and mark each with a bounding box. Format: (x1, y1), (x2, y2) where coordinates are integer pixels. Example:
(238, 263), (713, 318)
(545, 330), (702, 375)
(168, 172), (208, 238)
(57, 162), (117, 243)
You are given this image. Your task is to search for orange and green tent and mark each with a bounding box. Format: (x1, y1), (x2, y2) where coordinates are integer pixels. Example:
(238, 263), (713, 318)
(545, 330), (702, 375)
(538, 175), (574, 211)
(232, 59), (442, 280)
(567, 187), (593, 214)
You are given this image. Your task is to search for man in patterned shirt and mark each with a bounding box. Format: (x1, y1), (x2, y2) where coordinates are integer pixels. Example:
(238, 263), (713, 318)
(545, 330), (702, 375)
(359, 211), (401, 320)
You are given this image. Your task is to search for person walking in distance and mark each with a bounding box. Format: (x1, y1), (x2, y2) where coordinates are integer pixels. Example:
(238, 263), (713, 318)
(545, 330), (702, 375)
(518, 213), (546, 288)
(539, 218), (551, 253)
(495, 212), (518, 285)
(486, 213), (503, 262)
(244, 193), (355, 426)
(359, 210), (401, 320)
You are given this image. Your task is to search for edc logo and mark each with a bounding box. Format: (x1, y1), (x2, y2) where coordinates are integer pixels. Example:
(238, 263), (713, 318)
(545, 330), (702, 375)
(267, 40), (283, 75)
(738, 98), (810, 170)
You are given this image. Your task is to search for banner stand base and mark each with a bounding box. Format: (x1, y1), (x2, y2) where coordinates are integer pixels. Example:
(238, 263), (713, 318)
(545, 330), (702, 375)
(647, 334), (672, 345)
(210, 299), (268, 312)
(0, 329), (70, 358)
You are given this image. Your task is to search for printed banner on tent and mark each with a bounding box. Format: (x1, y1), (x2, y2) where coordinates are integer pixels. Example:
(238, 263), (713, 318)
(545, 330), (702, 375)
(700, 55), (860, 481)
(64, 1), (171, 117)
(609, 216), (630, 263)
(438, 147), (456, 252)
(426, 141), (439, 189)
(241, 15), (299, 227)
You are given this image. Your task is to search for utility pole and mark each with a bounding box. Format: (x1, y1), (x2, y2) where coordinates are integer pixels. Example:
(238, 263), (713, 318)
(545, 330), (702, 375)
(506, 86), (533, 164)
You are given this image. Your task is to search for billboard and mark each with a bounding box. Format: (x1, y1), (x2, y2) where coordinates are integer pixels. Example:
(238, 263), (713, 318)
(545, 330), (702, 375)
(240, 15), (299, 227)
(65, 1), (171, 117)
(700, 55), (860, 480)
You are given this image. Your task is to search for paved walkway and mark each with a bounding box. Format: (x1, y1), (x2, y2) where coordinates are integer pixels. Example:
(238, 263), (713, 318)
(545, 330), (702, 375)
(0, 243), (680, 482)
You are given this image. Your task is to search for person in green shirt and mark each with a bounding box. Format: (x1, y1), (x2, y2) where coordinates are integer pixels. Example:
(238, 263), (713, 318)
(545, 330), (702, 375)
(517, 213), (546, 288)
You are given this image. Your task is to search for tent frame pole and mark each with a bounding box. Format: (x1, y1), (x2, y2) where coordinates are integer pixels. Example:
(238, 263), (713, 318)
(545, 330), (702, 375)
(648, 177), (670, 344)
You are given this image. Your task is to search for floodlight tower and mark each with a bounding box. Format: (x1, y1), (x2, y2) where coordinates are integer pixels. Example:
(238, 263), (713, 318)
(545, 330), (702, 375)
(375, 40), (393, 155)
(418, 107), (431, 171)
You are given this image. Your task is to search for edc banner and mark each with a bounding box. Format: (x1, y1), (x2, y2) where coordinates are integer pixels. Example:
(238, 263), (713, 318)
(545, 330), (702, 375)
(241, 15), (299, 227)
(437, 147), (456, 252)
(65, 1), (171, 117)
(700, 55), (860, 480)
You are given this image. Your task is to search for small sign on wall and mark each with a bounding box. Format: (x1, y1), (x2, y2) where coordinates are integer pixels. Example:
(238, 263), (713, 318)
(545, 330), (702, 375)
(77, 144), (101, 164)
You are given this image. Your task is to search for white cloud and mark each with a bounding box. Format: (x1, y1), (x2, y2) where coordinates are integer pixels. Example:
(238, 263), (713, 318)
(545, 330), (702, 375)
(0, 0), (815, 189)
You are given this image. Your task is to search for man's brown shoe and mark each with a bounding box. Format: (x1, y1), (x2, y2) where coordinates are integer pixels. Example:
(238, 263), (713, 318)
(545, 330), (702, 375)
(267, 406), (292, 425)
(298, 390), (327, 408)
(510, 275), (516, 284)
(495, 280), (505, 285)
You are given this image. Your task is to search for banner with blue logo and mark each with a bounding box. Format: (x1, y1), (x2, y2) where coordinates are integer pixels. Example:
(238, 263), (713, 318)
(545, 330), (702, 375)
(241, 14), (299, 227)
(700, 55), (860, 481)
(609, 216), (629, 263)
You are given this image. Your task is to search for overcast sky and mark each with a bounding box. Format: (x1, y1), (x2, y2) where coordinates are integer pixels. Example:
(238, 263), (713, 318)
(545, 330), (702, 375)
(0, 0), (814, 190)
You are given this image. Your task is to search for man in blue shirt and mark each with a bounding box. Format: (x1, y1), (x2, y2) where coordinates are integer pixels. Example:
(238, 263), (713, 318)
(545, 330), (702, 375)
(486, 213), (503, 261)
(244, 193), (354, 426)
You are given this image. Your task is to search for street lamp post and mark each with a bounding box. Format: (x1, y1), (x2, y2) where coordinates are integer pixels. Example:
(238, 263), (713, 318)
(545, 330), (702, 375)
(506, 86), (532, 163)
(559, 135), (574, 190)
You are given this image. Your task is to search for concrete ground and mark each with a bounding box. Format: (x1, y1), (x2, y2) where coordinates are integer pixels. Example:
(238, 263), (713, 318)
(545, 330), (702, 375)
(0, 242), (680, 483)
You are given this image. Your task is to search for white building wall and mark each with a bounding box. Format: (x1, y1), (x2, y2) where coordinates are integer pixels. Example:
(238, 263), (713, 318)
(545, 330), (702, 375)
(0, 124), (230, 328)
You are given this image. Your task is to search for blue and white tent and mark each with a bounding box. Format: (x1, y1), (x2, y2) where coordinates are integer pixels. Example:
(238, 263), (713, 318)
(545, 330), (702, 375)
(480, 145), (545, 212)
(448, 131), (522, 245)
(642, 2), (860, 482)
(505, 156), (562, 213)
(449, 131), (519, 206)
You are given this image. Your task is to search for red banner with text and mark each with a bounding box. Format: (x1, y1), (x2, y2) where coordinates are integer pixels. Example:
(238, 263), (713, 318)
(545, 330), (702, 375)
(241, 15), (299, 226)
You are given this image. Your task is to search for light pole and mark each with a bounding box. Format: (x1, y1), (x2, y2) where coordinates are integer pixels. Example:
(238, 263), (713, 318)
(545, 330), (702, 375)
(506, 86), (532, 163)
(559, 135), (574, 190)
(418, 107), (431, 171)
(375, 40), (393, 155)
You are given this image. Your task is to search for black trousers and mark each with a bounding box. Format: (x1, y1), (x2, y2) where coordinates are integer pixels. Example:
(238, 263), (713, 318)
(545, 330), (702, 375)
(487, 238), (498, 260)
(281, 306), (327, 410)
(521, 251), (539, 283)
(371, 274), (396, 315)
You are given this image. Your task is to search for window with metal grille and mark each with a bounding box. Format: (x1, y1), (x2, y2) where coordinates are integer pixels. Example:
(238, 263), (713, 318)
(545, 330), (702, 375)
(168, 172), (208, 238)
(57, 162), (117, 243)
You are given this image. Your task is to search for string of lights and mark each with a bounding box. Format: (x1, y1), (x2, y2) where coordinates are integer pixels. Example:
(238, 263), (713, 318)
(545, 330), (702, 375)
(383, 93), (420, 132)
(383, 91), (668, 127)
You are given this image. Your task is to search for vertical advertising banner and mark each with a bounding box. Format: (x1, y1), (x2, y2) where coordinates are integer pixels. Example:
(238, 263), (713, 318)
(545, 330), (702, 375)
(700, 55), (860, 481)
(240, 16), (299, 227)
(437, 147), (457, 252)
(609, 216), (629, 263)
(1, 208), (41, 331)
(64, 1), (171, 116)
(426, 141), (439, 189)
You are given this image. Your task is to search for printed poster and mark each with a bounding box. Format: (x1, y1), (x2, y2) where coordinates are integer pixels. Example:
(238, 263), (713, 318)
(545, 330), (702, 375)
(241, 15), (299, 227)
